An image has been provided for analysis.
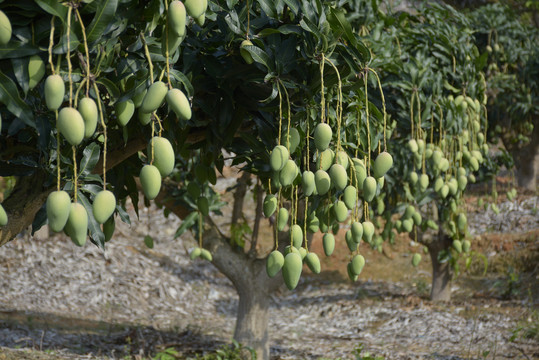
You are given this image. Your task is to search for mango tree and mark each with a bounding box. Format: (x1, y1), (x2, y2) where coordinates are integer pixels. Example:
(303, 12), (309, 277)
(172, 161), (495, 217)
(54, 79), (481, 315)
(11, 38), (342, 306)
(469, 3), (539, 191)
(0, 0), (495, 358)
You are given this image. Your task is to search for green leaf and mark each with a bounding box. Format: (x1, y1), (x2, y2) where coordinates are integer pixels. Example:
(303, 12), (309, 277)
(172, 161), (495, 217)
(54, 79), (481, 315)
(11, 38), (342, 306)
(0, 42), (40, 60)
(242, 45), (273, 71)
(96, 78), (121, 100)
(34, 0), (68, 21)
(144, 235), (154, 248)
(79, 142), (101, 177)
(86, 0), (119, 43)
(0, 71), (35, 128)
(77, 190), (105, 249)
(174, 211), (197, 238)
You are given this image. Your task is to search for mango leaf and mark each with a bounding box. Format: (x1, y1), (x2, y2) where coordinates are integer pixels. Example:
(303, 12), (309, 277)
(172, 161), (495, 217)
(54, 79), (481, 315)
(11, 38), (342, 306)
(96, 78), (120, 100)
(242, 45), (273, 71)
(144, 235), (154, 248)
(79, 142), (101, 176)
(174, 211), (198, 238)
(0, 42), (40, 60)
(0, 71), (35, 128)
(34, 0), (68, 22)
(77, 190), (105, 249)
(86, 0), (119, 43)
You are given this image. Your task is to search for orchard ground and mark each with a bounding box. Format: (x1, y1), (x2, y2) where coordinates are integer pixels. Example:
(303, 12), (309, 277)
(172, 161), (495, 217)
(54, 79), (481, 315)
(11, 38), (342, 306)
(0, 175), (537, 360)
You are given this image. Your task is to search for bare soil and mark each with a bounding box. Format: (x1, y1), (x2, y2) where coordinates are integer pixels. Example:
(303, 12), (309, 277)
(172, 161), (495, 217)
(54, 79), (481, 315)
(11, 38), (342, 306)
(0, 180), (537, 359)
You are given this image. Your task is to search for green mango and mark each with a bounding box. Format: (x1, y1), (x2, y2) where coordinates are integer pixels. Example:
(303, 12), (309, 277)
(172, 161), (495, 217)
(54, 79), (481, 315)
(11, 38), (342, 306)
(307, 213), (319, 233)
(282, 252), (302, 290)
(44, 75), (65, 111)
(263, 194), (277, 217)
(148, 137), (175, 177)
(452, 239), (462, 253)
(64, 202), (88, 247)
(351, 254), (365, 275)
(270, 145), (289, 172)
(345, 230), (358, 252)
(138, 111), (152, 125)
(463, 240), (471, 253)
(115, 99), (135, 126)
(277, 207), (289, 231)
(133, 89), (147, 108)
(432, 150), (443, 166)
(315, 170), (331, 195)
(92, 190), (116, 224)
(408, 139), (418, 153)
(343, 185), (357, 210)
(426, 220), (438, 231)
(333, 200), (348, 222)
(200, 248), (213, 261)
(402, 218), (413, 233)
(417, 139), (425, 154)
(284, 127), (300, 154)
(240, 39), (254, 64)
(322, 233), (335, 256)
(329, 164), (347, 191)
(57, 107), (85, 146)
(351, 158), (367, 188)
(412, 211), (422, 226)
(190, 247), (202, 260)
(314, 123), (332, 151)
(168, 0), (187, 37)
(290, 224), (303, 248)
(448, 178), (458, 195)
(372, 151), (393, 179)
(362, 176), (377, 202)
(0, 204), (7, 226)
(317, 148), (334, 171)
(335, 150), (349, 169)
(184, 0), (207, 18)
(166, 88), (191, 121)
(279, 160), (297, 187)
(412, 253), (421, 267)
(351, 221), (363, 243)
(28, 55), (45, 90)
(457, 213), (467, 231)
(434, 177), (444, 192)
(440, 184), (449, 199)
(0, 10), (12, 45)
(266, 250), (284, 278)
(404, 205), (415, 219)
(458, 175), (468, 191)
(305, 252), (321, 274)
(103, 216), (115, 242)
(419, 174), (429, 191)
(362, 221), (374, 243)
(347, 262), (358, 282)
(141, 81), (168, 113)
(78, 97), (98, 138)
(139, 164), (162, 200)
(409, 171), (418, 185)
(302, 170), (315, 197)
(439, 158), (450, 172)
(46, 190), (71, 232)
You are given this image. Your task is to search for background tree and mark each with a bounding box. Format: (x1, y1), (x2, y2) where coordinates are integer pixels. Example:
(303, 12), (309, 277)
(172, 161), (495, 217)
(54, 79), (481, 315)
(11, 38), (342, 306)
(0, 0), (509, 358)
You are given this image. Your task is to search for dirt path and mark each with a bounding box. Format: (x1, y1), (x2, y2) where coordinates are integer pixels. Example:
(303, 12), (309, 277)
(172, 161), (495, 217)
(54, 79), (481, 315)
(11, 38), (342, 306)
(0, 193), (537, 359)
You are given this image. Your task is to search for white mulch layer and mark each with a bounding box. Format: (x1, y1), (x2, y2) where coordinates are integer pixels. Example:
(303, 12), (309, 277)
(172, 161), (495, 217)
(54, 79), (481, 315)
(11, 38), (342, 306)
(0, 195), (537, 359)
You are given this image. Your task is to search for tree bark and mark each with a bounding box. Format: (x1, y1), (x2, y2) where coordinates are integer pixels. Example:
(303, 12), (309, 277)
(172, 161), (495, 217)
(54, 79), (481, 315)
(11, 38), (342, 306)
(427, 231), (453, 302)
(202, 227), (281, 360)
(509, 121), (539, 191)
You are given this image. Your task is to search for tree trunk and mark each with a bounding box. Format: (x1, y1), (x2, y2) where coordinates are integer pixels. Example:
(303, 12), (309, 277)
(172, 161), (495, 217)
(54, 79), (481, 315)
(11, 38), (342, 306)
(234, 275), (271, 360)
(202, 227), (282, 360)
(511, 123), (539, 191)
(502, 117), (539, 192)
(427, 232), (453, 302)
